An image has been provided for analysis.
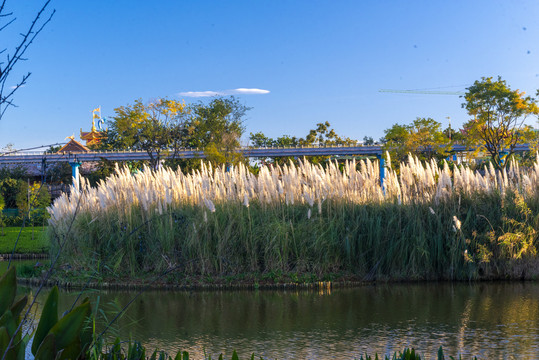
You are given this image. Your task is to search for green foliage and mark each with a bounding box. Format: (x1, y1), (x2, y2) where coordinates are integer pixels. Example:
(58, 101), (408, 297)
(0, 193), (4, 229)
(0, 178), (24, 209)
(103, 96), (249, 171)
(0, 267), (29, 360)
(0, 227), (49, 253)
(382, 118), (448, 168)
(249, 121), (356, 166)
(15, 182), (51, 225)
(104, 98), (188, 169)
(47, 162), (73, 185)
(0, 165), (28, 182)
(49, 187), (539, 281)
(188, 97), (248, 168)
(462, 76), (539, 169)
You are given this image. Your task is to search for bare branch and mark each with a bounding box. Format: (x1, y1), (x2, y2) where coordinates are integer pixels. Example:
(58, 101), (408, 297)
(0, 0), (54, 119)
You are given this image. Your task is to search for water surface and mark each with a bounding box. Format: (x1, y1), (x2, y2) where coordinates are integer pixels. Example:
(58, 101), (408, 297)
(51, 282), (539, 359)
(3, 260), (539, 359)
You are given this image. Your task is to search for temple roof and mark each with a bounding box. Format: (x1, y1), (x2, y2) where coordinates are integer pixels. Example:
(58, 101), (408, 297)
(56, 139), (90, 153)
(80, 119), (104, 145)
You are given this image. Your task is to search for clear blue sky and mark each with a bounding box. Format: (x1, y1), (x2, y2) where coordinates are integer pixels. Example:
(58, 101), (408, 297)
(1, 0), (539, 150)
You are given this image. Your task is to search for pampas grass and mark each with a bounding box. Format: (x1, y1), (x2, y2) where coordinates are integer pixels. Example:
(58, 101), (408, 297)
(47, 154), (539, 280)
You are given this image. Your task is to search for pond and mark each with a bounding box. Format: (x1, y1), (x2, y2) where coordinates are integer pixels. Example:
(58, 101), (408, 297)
(3, 261), (539, 359)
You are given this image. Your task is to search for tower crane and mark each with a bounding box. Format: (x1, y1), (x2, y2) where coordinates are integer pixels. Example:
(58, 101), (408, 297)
(378, 89), (465, 95)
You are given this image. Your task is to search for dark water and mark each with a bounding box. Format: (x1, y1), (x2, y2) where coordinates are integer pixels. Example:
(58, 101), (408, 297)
(4, 262), (539, 359)
(37, 283), (539, 359)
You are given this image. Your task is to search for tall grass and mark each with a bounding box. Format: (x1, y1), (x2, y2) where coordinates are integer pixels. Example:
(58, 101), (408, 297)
(47, 155), (539, 280)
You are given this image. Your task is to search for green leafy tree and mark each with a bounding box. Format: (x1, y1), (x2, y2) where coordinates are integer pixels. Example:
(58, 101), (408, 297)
(382, 118), (448, 168)
(16, 182), (51, 226)
(0, 178), (24, 209)
(249, 122), (357, 166)
(301, 121), (357, 146)
(187, 97), (248, 168)
(104, 98), (188, 169)
(249, 131), (273, 147)
(0, 192), (4, 234)
(462, 76), (539, 169)
(363, 136), (375, 145)
(381, 123), (411, 166)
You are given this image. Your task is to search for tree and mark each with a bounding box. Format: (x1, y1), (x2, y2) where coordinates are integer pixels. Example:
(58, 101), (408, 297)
(363, 136), (375, 145)
(406, 117), (449, 160)
(104, 98), (187, 169)
(187, 97), (248, 168)
(462, 77), (539, 169)
(0, 192), (4, 235)
(15, 181), (50, 226)
(382, 118), (448, 168)
(0, 1), (54, 119)
(301, 121), (357, 146)
(249, 122), (357, 166)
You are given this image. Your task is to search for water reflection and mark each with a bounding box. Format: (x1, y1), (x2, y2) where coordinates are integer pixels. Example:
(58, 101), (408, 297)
(19, 282), (538, 359)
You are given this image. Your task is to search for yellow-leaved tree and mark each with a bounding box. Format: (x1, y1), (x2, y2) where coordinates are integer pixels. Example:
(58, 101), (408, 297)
(462, 77), (539, 169)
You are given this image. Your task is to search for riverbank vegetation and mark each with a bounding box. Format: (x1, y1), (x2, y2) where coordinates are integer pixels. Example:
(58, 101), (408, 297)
(46, 153), (539, 283)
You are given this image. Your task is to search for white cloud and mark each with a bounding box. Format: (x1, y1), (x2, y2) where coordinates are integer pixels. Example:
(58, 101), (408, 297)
(178, 88), (270, 97)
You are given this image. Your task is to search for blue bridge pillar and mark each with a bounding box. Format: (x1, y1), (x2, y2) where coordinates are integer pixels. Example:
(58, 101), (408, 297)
(69, 161), (82, 188)
(376, 153), (386, 193)
(500, 151), (509, 166)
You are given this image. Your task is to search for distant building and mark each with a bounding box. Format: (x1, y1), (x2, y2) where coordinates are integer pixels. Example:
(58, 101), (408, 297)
(56, 137), (90, 153)
(80, 107), (106, 147)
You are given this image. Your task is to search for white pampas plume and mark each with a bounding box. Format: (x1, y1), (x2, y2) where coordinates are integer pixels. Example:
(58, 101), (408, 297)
(307, 208), (311, 219)
(453, 215), (461, 231)
(243, 193), (249, 208)
(205, 198), (216, 213)
(429, 207), (435, 215)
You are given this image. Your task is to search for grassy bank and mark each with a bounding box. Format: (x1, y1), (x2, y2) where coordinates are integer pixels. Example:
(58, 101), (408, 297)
(0, 226), (49, 254)
(47, 156), (539, 282)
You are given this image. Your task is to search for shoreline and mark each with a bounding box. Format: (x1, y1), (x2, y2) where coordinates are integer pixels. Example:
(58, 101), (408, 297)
(0, 253), (49, 260)
(16, 271), (539, 292)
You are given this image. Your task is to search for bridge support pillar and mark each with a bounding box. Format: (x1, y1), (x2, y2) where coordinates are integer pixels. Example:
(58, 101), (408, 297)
(376, 153), (385, 193)
(69, 161), (82, 188)
(500, 151), (509, 166)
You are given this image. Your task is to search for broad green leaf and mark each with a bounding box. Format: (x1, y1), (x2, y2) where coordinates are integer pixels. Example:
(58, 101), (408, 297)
(0, 326), (10, 354)
(16, 334), (30, 360)
(32, 287), (59, 356)
(0, 267), (16, 316)
(56, 337), (81, 360)
(0, 311), (15, 337)
(49, 301), (91, 350)
(10, 296), (27, 320)
(35, 333), (56, 360)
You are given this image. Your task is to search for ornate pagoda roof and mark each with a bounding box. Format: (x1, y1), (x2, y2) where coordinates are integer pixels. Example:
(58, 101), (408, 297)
(57, 138), (90, 153)
(80, 119), (104, 146)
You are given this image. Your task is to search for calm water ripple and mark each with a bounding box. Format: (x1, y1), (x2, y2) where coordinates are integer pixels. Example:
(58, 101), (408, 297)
(12, 278), (539, 359)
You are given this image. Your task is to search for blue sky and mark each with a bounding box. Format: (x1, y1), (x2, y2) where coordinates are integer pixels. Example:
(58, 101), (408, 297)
(1, 0), (539, 150)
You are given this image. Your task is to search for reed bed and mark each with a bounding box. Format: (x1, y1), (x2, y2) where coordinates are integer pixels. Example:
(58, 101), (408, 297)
(47, 155), (539, 280)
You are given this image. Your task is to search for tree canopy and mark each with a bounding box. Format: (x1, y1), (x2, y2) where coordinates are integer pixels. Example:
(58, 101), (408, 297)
(462, 76), (539, 169)
(103, 97), (249, 170)
(103, 98), (187, 169)
(381, 117), (448, 167)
